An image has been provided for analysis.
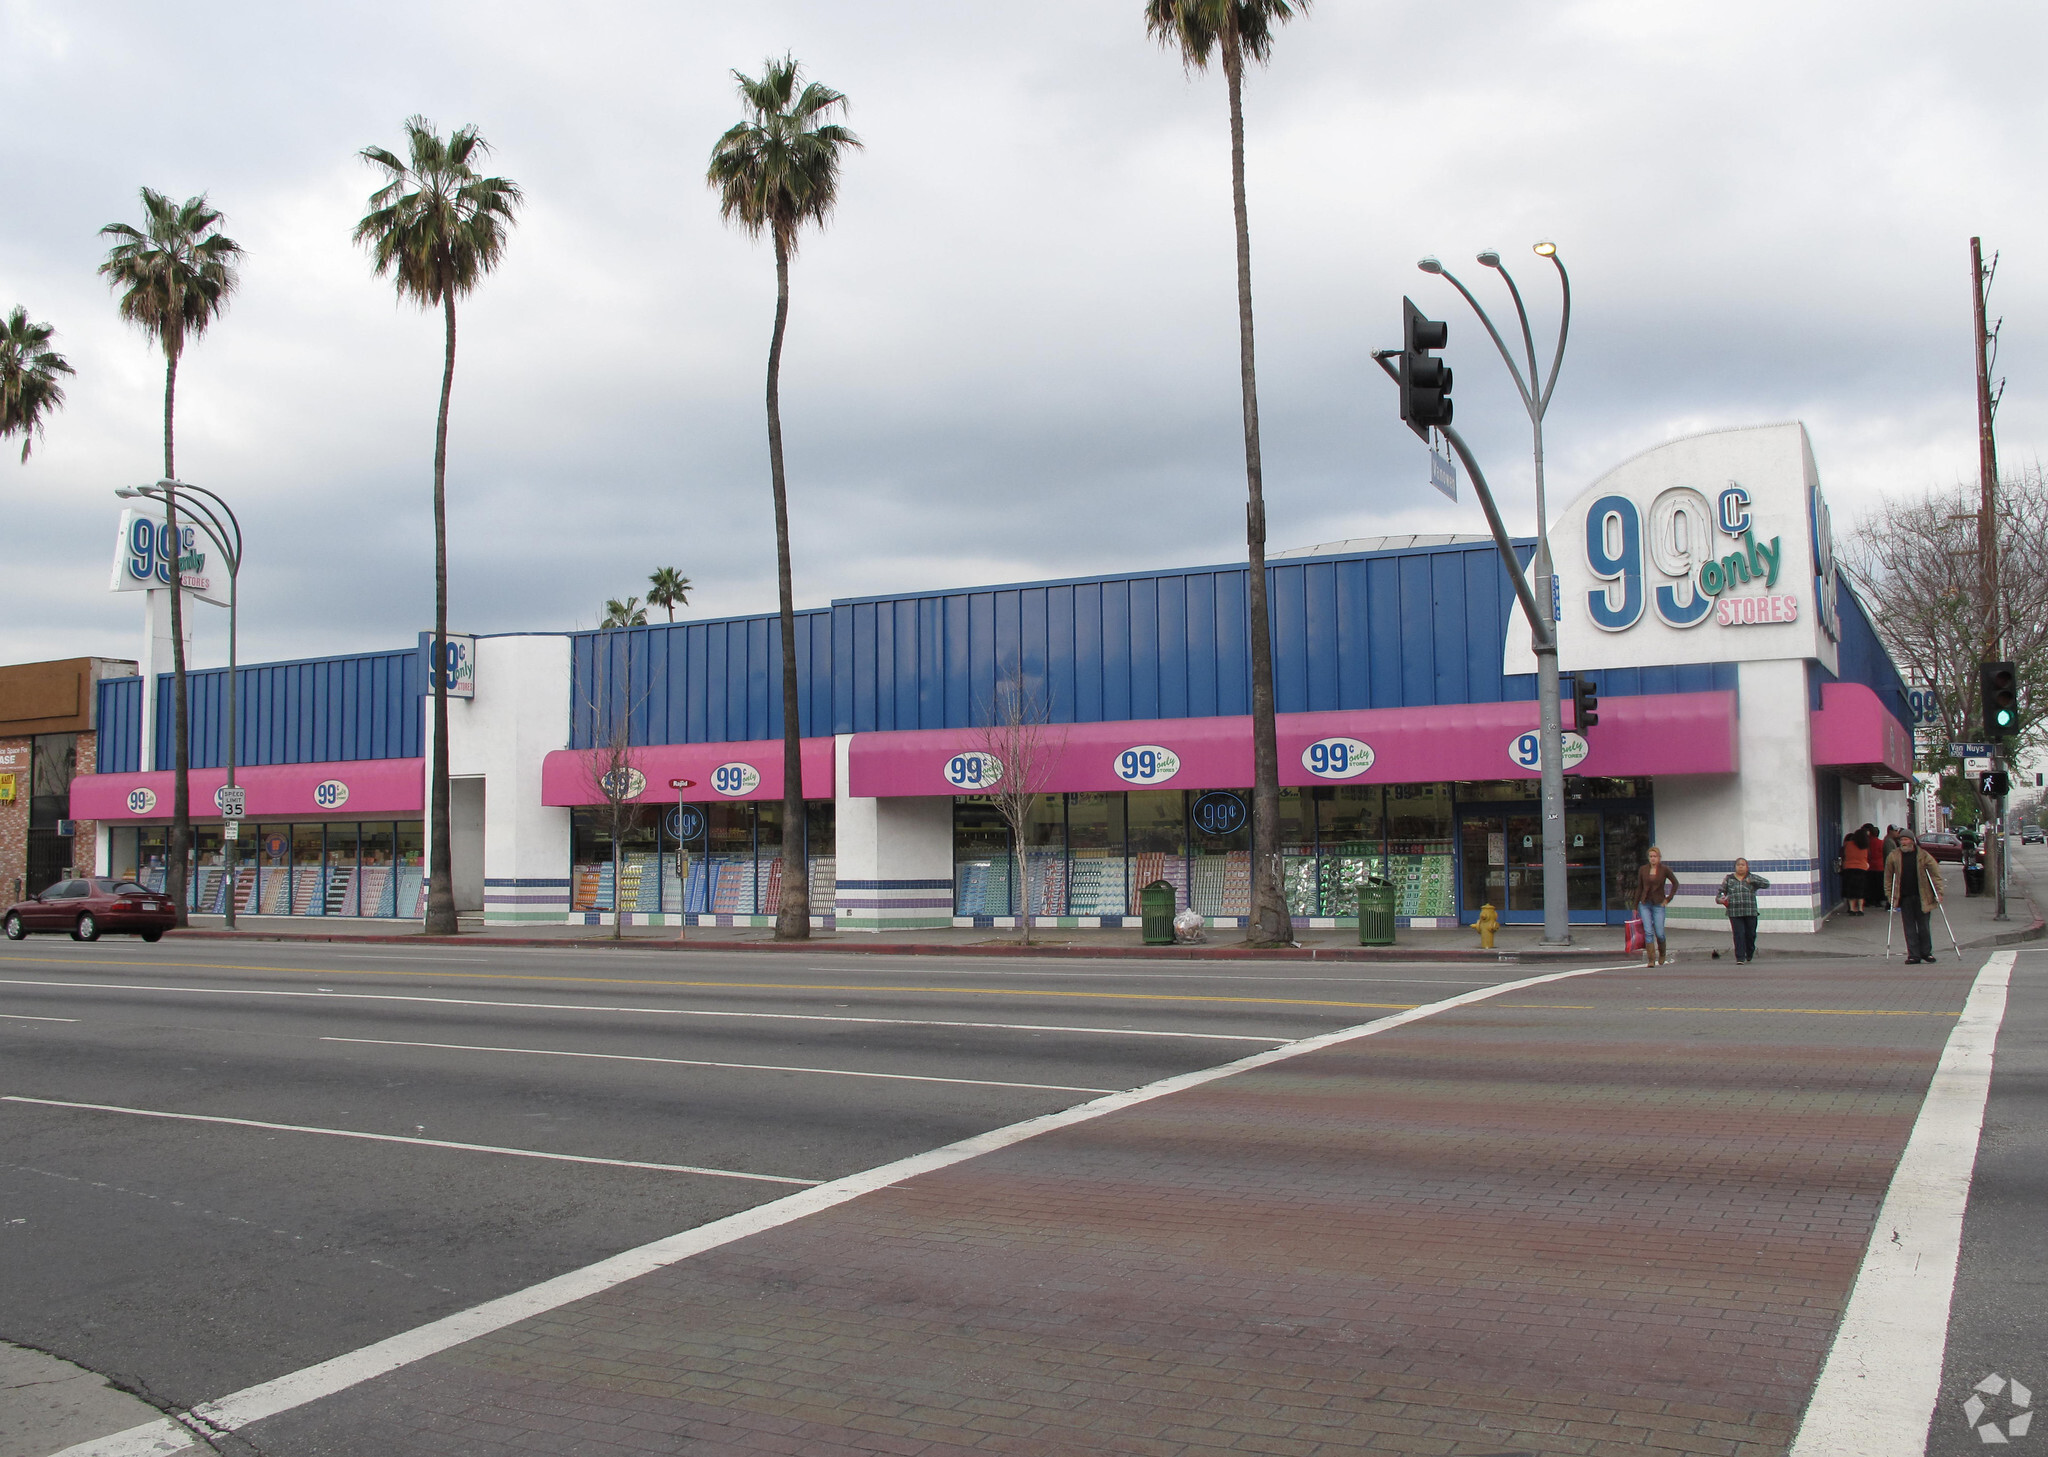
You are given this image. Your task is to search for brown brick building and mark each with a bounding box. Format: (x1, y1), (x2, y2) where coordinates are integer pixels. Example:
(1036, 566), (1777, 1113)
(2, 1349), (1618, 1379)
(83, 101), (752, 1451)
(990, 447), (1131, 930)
(1, 657), (136, 901)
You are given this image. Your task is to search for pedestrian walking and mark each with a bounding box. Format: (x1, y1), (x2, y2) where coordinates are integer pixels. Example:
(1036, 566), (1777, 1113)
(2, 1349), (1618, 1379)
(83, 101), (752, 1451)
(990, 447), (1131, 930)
(1883, 830), (1945, 965)
(1636, 845), (1681, 966)
(1840, 827), (1871, 915)
(1716, 858), (1769, 963)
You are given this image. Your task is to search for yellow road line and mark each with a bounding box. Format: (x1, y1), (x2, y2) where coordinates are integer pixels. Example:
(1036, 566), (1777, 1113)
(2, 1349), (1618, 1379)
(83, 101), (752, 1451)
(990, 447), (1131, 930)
(1640, 1005), (1959, 1017)
(0, 957), (1421, 1012)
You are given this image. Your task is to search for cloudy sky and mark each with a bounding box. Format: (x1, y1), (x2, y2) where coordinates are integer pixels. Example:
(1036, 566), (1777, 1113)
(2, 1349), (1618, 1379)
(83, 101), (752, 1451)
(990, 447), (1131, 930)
(5, 0), (2045, 670)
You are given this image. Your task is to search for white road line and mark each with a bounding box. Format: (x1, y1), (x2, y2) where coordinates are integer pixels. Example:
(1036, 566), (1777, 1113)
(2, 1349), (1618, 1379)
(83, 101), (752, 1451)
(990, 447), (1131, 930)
(1787, 950), (2016, 1457)
(48, 960), (1627, 1457)
(0, 1012), (76, 1022)
(320, 1036), (1122, 1094)
(0, 1096), (819, 1188)
(0, 977), (1284, 1043)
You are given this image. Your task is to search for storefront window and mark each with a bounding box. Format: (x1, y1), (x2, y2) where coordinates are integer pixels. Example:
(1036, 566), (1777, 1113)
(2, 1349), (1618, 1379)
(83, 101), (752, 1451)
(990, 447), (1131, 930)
(1065, 793), (1126, 916)
(1384, 783), (1455, 920)
(756, 801), (786, 913)
(805, 800), (836, 912)
(1188, 788), (1251, 919)
(324, 823), (361, 916)
(189, 826), (226, 913)
(360, 823), (397, 917)
(953, 799), (1014, 916)
(254, 825), (292, 914)
(1314, 788), (1382, 918)
(290, 825), (326, 915)
(395, 823), (426, 918)
(1274, 788), (1316, 916)
(1125, 790), (1185, 915)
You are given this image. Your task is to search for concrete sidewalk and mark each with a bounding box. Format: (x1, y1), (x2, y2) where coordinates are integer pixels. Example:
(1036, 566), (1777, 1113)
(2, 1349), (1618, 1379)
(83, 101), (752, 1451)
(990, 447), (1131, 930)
(220, 953), (1983, 1457)
(166, 855), (2040, 962)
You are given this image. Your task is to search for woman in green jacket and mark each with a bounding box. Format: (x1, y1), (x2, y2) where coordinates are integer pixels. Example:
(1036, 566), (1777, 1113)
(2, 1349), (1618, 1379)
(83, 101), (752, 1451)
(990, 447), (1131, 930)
(1717, 858), (1770, 963)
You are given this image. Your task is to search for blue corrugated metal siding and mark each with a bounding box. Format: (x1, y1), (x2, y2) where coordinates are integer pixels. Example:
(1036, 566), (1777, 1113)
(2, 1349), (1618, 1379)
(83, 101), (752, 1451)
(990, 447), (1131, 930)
(1828, 580), (1911, 726)
(95, 675), (145, 773)
(827, 546), (1528, 736)
(570, 610), (834, 750)
(95, 648), (424, 772)
(566, 541), (1801, 747)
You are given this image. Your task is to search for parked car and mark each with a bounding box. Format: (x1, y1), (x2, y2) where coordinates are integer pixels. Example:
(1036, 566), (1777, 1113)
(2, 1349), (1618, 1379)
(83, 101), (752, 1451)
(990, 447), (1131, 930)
(1918, 831), (1968, 864)
(2024, 825), (2046, 845)
(2, 878), (176, 942)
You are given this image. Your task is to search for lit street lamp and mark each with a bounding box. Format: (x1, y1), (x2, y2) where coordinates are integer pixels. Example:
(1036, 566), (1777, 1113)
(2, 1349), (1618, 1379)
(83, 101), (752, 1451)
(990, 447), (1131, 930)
(1418, 243), (1574, 945)
(118, 480), (243, 930)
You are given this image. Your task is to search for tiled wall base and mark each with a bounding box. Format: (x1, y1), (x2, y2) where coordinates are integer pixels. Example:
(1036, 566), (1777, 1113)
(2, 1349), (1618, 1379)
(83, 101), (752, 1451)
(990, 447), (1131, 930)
(483, 878), (571, 926)
(834, 878), (954, 933)
(949, 914), (1454, 930)
(1665, 858), (1826, 933)
(566, 911), (835, 929)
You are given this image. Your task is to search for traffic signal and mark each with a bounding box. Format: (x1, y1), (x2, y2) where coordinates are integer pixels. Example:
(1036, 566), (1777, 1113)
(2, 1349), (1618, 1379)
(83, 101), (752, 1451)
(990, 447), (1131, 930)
(1980, 769), (2011, 798)
(1571, 675), (1599, 733)
(1980, 661), (2019, 737)
(1399, 297), (1453, 440)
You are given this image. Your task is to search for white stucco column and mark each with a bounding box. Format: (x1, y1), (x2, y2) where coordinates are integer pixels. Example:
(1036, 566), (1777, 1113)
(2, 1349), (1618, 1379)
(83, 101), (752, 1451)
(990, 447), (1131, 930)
(832, 733), (955, 931)
(443, 635), (574, 926)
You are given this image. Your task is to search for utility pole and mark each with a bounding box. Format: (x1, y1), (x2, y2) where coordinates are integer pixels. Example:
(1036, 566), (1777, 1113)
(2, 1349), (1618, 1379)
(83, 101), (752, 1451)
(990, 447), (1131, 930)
(1970, 236), (2008, 920)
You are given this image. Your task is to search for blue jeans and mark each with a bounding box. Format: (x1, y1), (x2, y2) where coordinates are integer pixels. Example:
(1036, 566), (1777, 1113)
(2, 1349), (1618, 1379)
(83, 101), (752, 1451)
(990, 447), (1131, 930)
(1639, 903), (1667, 940)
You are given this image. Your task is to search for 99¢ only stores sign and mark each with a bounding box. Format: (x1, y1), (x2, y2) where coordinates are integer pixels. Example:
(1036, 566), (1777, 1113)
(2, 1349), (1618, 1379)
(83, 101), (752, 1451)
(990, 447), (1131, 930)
(1505, 423), (1844, 678)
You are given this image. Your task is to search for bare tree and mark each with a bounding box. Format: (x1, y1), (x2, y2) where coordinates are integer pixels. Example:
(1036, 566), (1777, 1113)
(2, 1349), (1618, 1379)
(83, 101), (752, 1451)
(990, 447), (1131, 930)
(582, 631), (648, 940)
(969, 669), (1068, 946)
(1847, 466), (2048, 831)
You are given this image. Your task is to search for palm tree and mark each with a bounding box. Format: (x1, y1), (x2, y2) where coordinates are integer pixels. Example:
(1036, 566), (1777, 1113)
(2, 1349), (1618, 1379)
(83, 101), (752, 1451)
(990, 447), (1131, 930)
(647, 567), (692, 622)
(602, 596), (650, 628)
(99, 189), (243, 928)
(1145, 0), (1309, 946)
(0, 307), (74, 462)
(354, 117), (522, 937)
(708, 56), (861, 942)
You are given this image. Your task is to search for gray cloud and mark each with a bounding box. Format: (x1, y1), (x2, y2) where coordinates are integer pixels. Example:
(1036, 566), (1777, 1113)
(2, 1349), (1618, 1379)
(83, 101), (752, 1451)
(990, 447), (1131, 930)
(4, 0), (2045, 670)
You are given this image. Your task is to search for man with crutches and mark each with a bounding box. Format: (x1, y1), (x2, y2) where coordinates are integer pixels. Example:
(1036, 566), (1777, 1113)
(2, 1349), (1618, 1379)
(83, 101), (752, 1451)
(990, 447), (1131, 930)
(1883, 831), (1945, 965)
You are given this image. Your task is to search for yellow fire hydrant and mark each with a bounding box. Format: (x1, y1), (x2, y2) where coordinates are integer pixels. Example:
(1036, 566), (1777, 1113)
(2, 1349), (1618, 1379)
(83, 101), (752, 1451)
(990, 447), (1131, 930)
(1476, 902), (1500, 950)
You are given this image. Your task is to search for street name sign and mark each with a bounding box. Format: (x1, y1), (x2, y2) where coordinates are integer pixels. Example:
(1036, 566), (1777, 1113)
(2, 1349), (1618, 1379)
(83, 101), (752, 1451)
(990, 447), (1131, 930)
(1949, 742), (1993, 759)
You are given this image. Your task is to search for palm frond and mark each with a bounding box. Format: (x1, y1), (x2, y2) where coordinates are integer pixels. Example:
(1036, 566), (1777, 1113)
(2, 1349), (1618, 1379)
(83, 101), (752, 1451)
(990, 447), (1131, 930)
(1144, 0), (1309, 69)
(97, 187), (243, 356)
(0, 305), (75, 462)
(707, 56), (862, 258)
(354, 115), (524, 308)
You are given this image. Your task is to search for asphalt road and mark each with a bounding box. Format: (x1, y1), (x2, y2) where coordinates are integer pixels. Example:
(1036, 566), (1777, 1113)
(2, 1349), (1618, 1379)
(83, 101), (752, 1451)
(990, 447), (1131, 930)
(1929, 842), (2048, 1455)
(0, 937), (1525, 1418)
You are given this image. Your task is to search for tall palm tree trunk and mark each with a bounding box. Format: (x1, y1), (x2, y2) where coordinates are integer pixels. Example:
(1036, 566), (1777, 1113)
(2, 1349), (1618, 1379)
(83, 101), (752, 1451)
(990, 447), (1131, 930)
(766, 233), (810, 940)
(163, 344), (193, 927)
(1224, 42), (1290, 945)
(424, 293), (458, 936)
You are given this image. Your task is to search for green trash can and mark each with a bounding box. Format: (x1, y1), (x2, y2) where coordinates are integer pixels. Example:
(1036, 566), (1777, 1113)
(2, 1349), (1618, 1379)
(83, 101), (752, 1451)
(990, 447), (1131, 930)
(1358, 879), (1396, 946)
(1139, 879), (1177, 945)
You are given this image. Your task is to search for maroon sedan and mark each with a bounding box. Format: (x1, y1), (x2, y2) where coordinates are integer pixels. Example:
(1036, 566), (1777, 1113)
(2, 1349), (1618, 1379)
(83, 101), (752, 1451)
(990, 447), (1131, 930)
(3, 878), (176, 943)
(1917, 831), (1968, 865)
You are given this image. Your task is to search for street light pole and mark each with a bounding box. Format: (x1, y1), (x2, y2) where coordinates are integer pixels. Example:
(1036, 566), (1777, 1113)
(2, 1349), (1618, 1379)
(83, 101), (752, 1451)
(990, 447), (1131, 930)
(119, 480), (242, 928)
(1420, 244), (1574, 945)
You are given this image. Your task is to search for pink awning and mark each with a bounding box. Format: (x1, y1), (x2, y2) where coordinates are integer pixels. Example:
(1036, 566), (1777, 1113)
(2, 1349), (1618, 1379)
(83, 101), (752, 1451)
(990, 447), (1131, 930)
(1811, 682), (1914, 784)
(72, 758), (425, 822)
(847, 691), (1738, 797)
(540, 738), (836, 806)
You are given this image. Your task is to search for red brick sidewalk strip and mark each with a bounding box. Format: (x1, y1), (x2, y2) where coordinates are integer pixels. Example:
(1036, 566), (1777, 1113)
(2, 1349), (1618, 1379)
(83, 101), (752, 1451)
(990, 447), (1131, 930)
(240, 959), (1977, 1456)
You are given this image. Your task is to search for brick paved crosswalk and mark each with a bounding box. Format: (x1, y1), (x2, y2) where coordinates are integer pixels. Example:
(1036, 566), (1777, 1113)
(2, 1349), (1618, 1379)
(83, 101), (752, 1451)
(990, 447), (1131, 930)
(241, 959), (1977, 1456)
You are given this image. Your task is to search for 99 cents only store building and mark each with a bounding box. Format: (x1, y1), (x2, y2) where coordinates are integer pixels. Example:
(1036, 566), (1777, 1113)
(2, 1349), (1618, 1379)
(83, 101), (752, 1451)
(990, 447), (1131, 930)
(65, 422), (1914, 937)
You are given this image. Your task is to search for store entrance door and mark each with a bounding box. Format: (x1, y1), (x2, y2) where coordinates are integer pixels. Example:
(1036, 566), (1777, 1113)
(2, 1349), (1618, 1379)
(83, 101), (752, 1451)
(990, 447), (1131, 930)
(1458, 806), (1646, 924)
